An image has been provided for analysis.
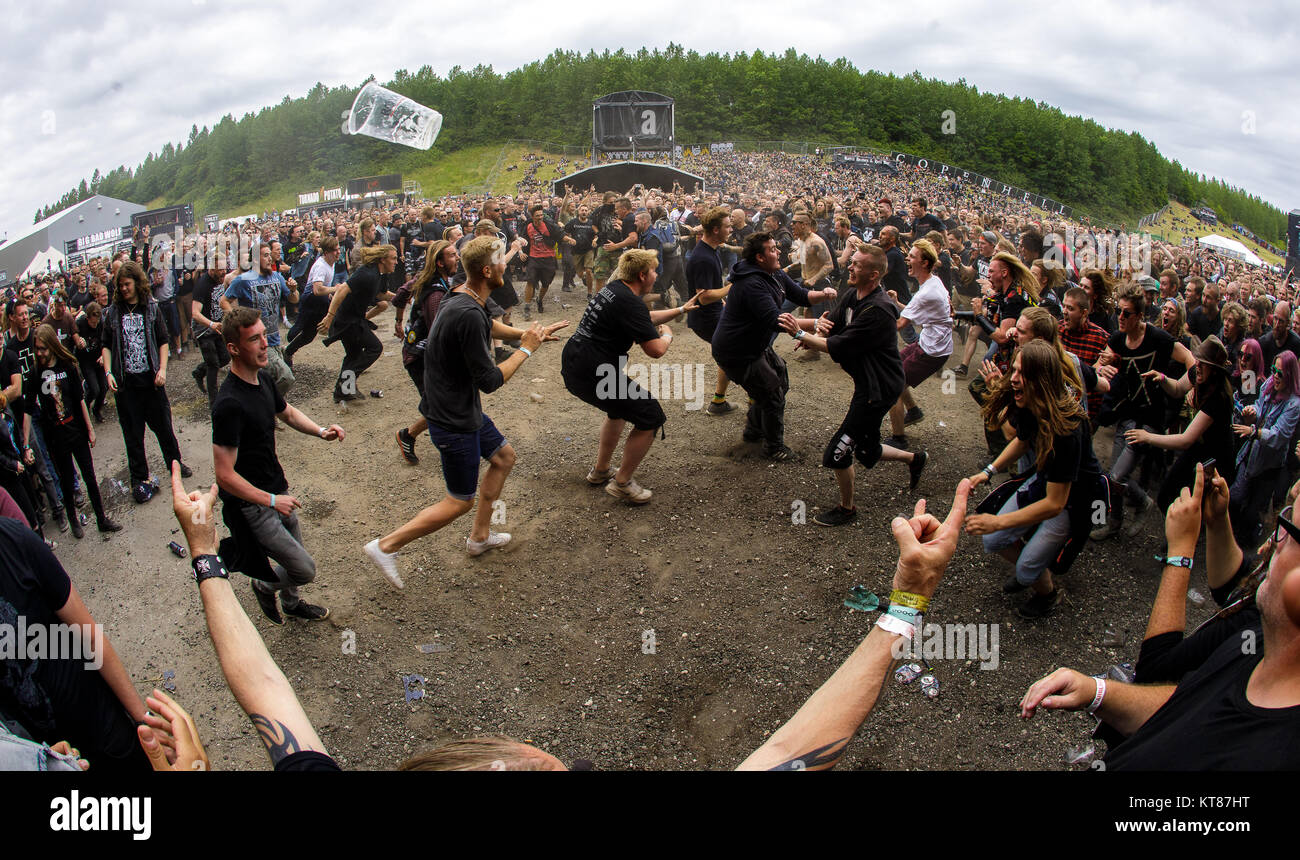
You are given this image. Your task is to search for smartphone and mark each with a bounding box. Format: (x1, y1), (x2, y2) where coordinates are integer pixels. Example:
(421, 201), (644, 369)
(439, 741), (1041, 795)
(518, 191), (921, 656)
(1202, 458), (1217, 481)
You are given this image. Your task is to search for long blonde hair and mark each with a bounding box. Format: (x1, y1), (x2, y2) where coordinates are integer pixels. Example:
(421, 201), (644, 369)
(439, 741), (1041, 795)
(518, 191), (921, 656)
(983, 340), (1085, 471)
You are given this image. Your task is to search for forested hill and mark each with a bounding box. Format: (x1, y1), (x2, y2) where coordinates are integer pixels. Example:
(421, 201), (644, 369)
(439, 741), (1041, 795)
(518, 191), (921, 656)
(38, 46), (1286, 241)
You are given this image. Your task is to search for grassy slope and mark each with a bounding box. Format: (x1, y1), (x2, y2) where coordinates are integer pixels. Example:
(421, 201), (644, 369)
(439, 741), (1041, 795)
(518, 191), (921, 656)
(1144, 201), (1283, 265)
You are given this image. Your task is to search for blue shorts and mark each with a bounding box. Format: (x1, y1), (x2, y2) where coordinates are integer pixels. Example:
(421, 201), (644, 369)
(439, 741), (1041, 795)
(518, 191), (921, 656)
(427, 415), (507, 500)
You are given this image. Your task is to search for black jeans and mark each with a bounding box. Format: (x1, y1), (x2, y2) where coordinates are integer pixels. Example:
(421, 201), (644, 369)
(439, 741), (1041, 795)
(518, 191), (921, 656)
(720, 348), (789, 451)
(192, 331), (230, 413)
(0, 468), (39, 530)
(114, 383), (183, 485)
(44, 422), (107, 525)
(79, 357), (108, 418)
(284, 306), (327, 361)
(333, 322), (382, 397)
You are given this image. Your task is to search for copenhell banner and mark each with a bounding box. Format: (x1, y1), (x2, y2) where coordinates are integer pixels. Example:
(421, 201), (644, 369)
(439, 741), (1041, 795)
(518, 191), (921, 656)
(891, 152), (1073, 217)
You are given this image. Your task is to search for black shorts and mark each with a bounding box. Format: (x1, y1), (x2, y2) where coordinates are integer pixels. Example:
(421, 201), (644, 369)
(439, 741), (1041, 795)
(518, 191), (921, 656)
(525, 257), (558, 287)
(404, 357), (425, 397)
(822, 397), (889, 470)
(562, 358), (666, 432)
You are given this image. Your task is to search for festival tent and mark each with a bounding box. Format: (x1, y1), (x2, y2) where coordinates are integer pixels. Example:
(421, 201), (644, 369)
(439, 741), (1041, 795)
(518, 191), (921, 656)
(22, 246), (66, 278)
(1198, 233), (1264, 266)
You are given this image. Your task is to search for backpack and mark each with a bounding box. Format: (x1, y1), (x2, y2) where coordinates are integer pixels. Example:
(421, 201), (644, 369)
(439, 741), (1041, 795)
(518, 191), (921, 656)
(647, 219), (680, 257)
(404, 277), (449, 354)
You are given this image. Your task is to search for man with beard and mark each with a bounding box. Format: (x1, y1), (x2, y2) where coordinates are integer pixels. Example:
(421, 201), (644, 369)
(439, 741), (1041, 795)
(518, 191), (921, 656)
(563, 203), (598, 297)
(213, 306), (343, 624)
(711, 232), (835, 461)
(362, 237), (565, 590)
(522, 204), (563, 318)
(222, 243), (298, 397)
(318, 245), (396, 404)
(778, 245), (926, 526)
(686, 206), (739, 415)
(593, 195), (638, 297)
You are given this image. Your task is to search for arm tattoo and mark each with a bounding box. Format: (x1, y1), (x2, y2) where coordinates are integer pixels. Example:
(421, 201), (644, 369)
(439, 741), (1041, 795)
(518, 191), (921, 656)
(768, 737), (850, 771)
(250, 713), (304, 764)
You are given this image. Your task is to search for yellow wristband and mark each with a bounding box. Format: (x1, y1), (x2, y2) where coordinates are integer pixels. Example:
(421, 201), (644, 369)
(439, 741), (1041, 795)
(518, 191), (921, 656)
(889, 589), (931, 612)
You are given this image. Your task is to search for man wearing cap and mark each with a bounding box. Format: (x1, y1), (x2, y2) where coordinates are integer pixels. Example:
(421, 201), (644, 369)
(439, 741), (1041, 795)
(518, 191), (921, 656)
(1136, 276), (1162, 324)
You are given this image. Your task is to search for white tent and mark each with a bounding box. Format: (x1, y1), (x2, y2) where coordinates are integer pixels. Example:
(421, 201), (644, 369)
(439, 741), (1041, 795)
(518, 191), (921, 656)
(1197, 233), (1264, 266)
(21, 246), (66, 278)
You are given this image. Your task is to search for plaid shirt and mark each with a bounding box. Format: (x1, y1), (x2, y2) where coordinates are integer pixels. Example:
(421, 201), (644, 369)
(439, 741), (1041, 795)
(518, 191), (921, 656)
(1061, 320), (1109, 422)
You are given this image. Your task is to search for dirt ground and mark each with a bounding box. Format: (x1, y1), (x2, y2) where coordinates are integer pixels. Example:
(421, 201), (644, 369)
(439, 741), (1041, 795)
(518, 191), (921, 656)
(54, 295), (1218, 771)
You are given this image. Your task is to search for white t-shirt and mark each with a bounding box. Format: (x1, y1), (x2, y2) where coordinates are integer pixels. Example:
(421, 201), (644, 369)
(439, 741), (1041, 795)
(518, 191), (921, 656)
(902, 274), (954, 358)
(307, 256), (335, 291)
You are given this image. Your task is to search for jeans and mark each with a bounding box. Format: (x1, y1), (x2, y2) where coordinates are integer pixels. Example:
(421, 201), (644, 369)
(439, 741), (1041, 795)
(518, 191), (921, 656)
(982, 484), (1074, 585)
(113, 383), (184, 485)
(720, 348), (789, 451)
(79, 357), (108, 418)
(44, 422), (107, 525)
(240, 502), (316, 607)
(192, 331), (230, 413)
(333, 323), (382, 397)
(1108, 418), (1156, 505)
(27, 420), (70, 510)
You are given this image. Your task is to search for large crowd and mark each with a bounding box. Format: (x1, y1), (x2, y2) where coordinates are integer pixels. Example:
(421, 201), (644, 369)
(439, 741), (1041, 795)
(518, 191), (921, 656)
(2, 148), (1297, 772)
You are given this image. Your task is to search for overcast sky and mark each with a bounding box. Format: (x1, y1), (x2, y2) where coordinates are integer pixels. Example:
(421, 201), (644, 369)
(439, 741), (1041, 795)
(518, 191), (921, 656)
(2, 0), (1295, 242)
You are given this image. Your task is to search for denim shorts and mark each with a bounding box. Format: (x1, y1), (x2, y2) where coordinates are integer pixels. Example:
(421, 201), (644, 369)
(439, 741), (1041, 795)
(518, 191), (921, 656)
(427, 415), (507, 500)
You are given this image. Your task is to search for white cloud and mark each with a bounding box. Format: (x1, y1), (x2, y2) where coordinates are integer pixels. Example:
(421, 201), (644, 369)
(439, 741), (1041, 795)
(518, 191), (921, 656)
(1, 0), (1294, 241)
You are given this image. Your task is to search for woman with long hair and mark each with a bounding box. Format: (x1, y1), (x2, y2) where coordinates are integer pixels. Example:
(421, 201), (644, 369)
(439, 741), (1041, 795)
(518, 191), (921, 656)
(1125, 335), (1239, 512)
(392, 240), (458, 464)
(1080, 269), (1115, 333)
(1230, 350), (1300, 545)
(964, 340), (1103, 618)
(25, 325), (120, 537)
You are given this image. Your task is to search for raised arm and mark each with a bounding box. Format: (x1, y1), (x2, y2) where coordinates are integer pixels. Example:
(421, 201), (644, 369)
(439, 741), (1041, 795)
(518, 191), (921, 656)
(167, 462), (327, 767)
(738, 482), (970, 770)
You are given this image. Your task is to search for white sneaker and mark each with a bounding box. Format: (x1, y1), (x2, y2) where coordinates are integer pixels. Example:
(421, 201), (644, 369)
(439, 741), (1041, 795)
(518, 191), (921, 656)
(364, 539), (404, 589)
(466, 532), (511, 557)
(606, 477), (652, 505)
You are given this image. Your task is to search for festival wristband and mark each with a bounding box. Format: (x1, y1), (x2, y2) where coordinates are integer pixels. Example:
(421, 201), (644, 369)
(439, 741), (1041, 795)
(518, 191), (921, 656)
(982, 463), (996, 476)
(1155, 555), (1194, 570)
(192, 554), (229, 585)
(889, 590), (931, 613)
(318, 426), (328, 438)
(268, 494), (276, 509)
(519, 347), (533, 357)
(1087, 677), (1107, 714)
(875, 612), (918, 639)
(793, 329), (806, 340)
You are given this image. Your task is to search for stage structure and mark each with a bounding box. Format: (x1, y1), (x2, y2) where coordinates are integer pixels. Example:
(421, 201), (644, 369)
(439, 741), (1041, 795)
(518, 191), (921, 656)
(591, 90), (675, 164)
(551, 90), (701, 194)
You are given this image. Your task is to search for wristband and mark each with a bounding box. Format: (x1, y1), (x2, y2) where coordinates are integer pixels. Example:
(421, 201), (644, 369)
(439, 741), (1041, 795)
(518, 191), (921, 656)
(519, 346), (533, 357)
(1087, 677), (1106, 714)
(1155, 555), (1193, 570)
(889, 589), (931, 613)
(885, 604), (921, 625)
(192, 554), (229, 585)
(268, 493), (276, 509)
(793, 329), (806, 340)
(319, 426), (328, 439)
(875, 612), (918, 639)
(982, 463), (996, 476)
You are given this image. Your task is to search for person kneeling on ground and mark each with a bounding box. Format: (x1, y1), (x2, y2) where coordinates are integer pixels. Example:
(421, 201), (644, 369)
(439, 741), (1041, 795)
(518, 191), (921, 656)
(964, 340), (1105, 618)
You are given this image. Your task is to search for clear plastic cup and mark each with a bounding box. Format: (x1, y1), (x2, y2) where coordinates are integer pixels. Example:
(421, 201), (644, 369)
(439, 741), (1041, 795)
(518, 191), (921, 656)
(341, 82), (442, 150)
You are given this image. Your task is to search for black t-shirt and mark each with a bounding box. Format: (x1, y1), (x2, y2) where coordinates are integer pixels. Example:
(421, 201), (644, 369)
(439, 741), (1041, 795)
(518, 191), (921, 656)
(562, 281), (660, 371)
(1106, 325), (1177, 427)
(336, 265), (382, 328)
(824, 286), (905, 407)
(211, 370), (288, 502)
(882, 246), (910, 302)
(684, 241), (724, 334)
(274, 750), (343, 772)
(107, 304), (167, 388)
(1105, 622), (1300, 770)
(1010, 407), (1101, 512)
(1, 331), (36, 415)
(192, 274), (226, 336)
(1259, 329), (1300, 372)
(0, 518), (144, 770)
(565, 218), (596, 254)
(910, 212), (946, 238)
(34, 361), (85, 430)
(0, 349), (20, 398)
(594, 205), (622, 245)
(1189, 389), (1236, 474)
(420, 292), (503, 433)
(993, 287), (1031, 327)
(1187, 306), (1222, 341)
(75, 312), (102, 361)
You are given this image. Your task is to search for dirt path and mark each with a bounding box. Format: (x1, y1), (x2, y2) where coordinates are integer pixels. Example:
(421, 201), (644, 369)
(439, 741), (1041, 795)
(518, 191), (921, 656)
(55, 303), (1216, 770)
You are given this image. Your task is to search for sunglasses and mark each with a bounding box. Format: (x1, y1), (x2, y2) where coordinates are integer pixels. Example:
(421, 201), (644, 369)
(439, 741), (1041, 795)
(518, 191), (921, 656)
(1273, 505), (1300, 547)
(1118, 308), (1139, 319)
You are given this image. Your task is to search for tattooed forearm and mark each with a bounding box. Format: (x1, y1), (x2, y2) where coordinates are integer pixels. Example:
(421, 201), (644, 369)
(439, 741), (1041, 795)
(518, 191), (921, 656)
(250, 713), (304, 764)
(768, 737), (850, 771)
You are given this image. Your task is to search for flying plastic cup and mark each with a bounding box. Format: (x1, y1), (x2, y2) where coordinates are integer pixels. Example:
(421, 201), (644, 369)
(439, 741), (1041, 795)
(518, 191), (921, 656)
(341, 82), (442, 150)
